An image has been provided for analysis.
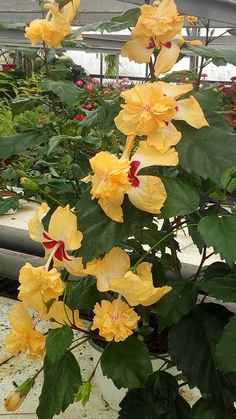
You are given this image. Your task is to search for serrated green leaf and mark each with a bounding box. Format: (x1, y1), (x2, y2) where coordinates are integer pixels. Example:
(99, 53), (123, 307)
(160, 177), (200, 218)
(187, 45), (236, 66)
(0, 126), (52, 160)
(101, 337), (152, 390)
(198, 215), (236, 264)
(0, 196), (19, 215)
(215, 315), (236, 374)
(191, 397), (236, 419)
(118, 371), (190, 419)
(168, 303), (236, 409)
(76, 191), (153, 263)
(11, 97), (41, 118)
(200, 274), (236, 302)
(37, 351), (81, 419)
(46, 326), (73, 363)
(177, 126), (236, 182)
(40, 79), (79, 106)
(65, 277), (99, 313)
(153, 279), (198, 331)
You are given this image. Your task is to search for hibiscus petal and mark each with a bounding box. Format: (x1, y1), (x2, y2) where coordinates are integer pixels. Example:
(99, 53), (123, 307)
(127, 175), (167, 214)
(157, 81), (193, 99)
(132, 141), (179, 169)
(48, 205), (83, 251)
(174, 96), (209, 128)
(99, 189), (125, 223)
(154, 42), (180, 76)
(121, 38), (153, 64)
(28, 202), (49, 243)
(63, 256), (85, 276)
(147, 122), (181, 151)
(8, 304), (33, 334)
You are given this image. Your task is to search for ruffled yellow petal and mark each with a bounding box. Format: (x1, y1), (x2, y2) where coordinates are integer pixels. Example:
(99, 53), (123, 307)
(91, 299), (140, 342)
(109, 266), (172, 306)
(156, 81), (193, 98)
(154, 41), (180, 76)
(47, 301), (83, 329)
(174, 96), (209, 128)
(127, 175), (167, 214)
(121, 37), (153, 64)
(28, 202), (49, 243)
(86, 247), (130, 292)
(48, 205), (83, 251)
(25, 19), (63, 48)
(8, 304), (33, 334)
(132, 141), (179, 169)
(147, 122), (181, 151)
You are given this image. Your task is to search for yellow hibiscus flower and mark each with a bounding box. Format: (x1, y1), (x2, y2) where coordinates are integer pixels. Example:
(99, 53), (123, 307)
(114, 81), (208, 137)
(28, 204), (84, 275)
(6, 304), (45, 357)
(18, 263), (64, 318)
(91, 299), (140, 342)
(86, 247), (172, 306)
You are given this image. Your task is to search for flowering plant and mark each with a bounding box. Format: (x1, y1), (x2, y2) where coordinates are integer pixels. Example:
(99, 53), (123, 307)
(2, 0), (236, 418)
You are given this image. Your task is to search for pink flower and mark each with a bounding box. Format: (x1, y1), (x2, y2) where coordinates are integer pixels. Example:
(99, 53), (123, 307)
(84, 102), (93, 110)
(231, 76), (236, 82)
(219, 85), (232, 98)
(86, 83), (95, 91)
(74, 113), (86, 121)
(90, 78), (99, 84)
(201, 73), (208, 80)
(76, 80), (84, 87)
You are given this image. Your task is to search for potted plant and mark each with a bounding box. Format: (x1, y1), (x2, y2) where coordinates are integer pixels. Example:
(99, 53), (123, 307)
(2, 0), (236, 418)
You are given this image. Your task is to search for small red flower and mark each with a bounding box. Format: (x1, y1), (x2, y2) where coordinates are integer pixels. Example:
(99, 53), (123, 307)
(84, 102), (93, 110)
(74, 113), (86, 121)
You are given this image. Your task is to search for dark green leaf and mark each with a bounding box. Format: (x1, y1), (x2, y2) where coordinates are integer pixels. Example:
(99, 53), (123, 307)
(193, 90), (232, 130)
(101, 336), (152, 389)
(200, 274), (236, 302)
(118, 371), (190, 418)
(153, 280), (198, 331)
(176, 126), (236, 182)
(76, 191), (153, 263)
(198, 215), (236, 264)
(11, 97), (41, 118)
(187, 45), (236, 66)
(203, 262), (232, 281)
(0, 22), (26, 30)
(46, 326), (73, 363)
(0, 127), (51, 160)
(80, 97), (122, 130)
(168, 303), (236, 409)
(40, 79), (79, 106)
(215, 315), (236, 373)
(65, 277), (99, 313)
(37, 351), (82, 419)
(0, 196), (19, 215)
(160, 177), (200, 218)
(191, 397), (236, 419)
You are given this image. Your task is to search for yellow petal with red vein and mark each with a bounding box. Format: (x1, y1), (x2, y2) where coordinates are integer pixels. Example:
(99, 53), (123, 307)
(132, 141), (179, 169)
(48, 205), (83, 251)
(174, 96), (209, 128)
(127, 175), (167, 214)
(121, 38), (153, 64)
(154, 42), (180, 76)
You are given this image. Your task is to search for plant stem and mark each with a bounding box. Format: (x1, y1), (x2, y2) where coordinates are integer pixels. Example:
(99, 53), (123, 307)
(195, 19), (210, 90)
(166, 221), (181, 280)
(193, 245), (207, 282)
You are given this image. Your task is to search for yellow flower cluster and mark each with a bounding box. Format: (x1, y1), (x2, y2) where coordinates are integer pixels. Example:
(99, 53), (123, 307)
(25, 0), (81, 48)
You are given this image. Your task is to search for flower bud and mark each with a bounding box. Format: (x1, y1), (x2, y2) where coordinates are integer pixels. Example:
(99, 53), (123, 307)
(20, 177), (38, 191)
(75, 381), (91, 406)
(4, 391), (25, 412)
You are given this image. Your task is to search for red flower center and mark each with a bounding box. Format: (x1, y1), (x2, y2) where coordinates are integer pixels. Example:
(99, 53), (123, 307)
(163, 41), (172, 49)
(43, 232), (70, 262)
(148, 37), (156, 49)
(128, 161), (141, 188)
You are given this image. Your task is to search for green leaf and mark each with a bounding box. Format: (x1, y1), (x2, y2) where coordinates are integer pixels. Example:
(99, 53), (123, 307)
(37, 351), (82, 419)
(203, 262), (232, 281)
(46, 326), (73, 363)
(101, 336), (152, 390)
(68, 8), (140, 38)
(168, 303), (236, 409)
(215, 315), (236, 374)
(39, 79), (79, 106)
(80, 97), (122, 130)
(0, 127), (51, 160)
(176, 126), (236, 182)
(75, 381), (91, 406)
(65, 277), (99, 313)
(118, 371), (191, 419)
(198, 215), (236, 264)
(161, 70), (196, 83)
(193, 90), (232, 130)
(220, 167), (236, 192)
(187, 45), (236, 66)
(0, 196), (19, 215)
(200, 274), (236, 302)
(76, 191), (153, 263)
(11, 97), (41, 118)
(160, 177), (200, 218)
(0, 22), (26, 30)
(191, 397), (236, 419)
(153, 279), (198, 331)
